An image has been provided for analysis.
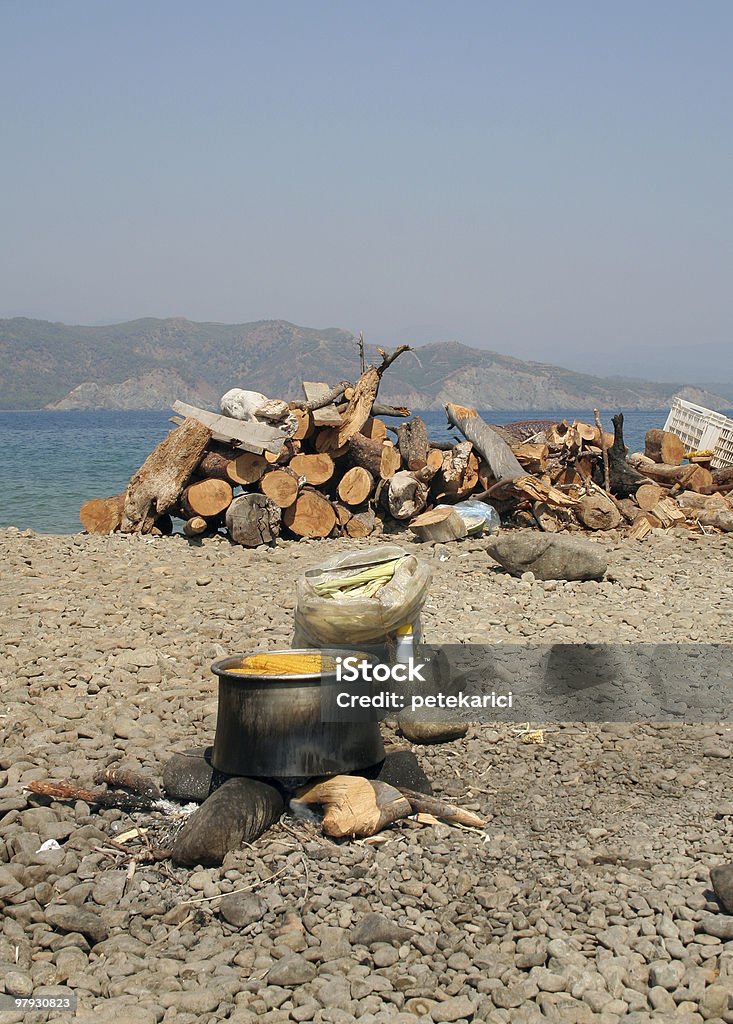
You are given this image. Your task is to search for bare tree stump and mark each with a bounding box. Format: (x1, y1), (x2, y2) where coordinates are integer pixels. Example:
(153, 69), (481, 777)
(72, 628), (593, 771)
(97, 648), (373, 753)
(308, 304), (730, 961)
(409, 506), (467, 542)
(382, 472), (429, 520)
(226, 493), (281, 546)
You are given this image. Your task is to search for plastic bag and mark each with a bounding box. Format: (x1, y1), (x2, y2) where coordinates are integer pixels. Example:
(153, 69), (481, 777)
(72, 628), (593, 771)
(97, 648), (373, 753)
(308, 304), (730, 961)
(437, 499), (500, 536)
(293, 545), (432, 647)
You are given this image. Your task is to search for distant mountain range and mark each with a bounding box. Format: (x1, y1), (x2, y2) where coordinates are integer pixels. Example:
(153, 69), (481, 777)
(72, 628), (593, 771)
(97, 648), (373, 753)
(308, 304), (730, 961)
(0, 316), (729, 412)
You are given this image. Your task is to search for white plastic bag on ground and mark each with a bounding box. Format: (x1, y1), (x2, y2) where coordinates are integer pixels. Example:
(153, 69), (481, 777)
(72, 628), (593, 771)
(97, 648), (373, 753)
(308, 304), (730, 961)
(293, 545), (431, 647)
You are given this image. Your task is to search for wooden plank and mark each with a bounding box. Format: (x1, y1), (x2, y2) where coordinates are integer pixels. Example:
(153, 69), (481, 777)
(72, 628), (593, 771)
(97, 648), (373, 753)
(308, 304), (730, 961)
(302, 382), (343, 427)
(171, 401), (287, 455)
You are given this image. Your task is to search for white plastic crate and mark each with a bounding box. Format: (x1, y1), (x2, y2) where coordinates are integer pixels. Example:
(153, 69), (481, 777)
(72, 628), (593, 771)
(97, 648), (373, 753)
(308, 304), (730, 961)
(664, 397), (733, 469)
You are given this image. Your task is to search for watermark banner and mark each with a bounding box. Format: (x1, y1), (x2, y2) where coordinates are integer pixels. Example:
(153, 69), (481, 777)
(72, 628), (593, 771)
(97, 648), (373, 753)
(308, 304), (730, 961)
(319, 644), (733, 724)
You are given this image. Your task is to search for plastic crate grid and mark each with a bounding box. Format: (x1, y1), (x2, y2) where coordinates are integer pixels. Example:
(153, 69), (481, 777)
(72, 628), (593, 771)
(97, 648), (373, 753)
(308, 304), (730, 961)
(664, 398), (733, 469)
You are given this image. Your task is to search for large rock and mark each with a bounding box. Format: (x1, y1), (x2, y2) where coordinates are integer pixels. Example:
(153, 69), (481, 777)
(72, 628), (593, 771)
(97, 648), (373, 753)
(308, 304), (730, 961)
(171, 777), (284, 866)
(162, 747), (218, 803)
(44, 905), (109, 945)
(396, 717), (468, 745)
(266, 953), (317, 986)
(351, 911), (411, 946)
(486, 533), (607, 581)
(711, 863), (733, 914)
(219, 892), (266, 929)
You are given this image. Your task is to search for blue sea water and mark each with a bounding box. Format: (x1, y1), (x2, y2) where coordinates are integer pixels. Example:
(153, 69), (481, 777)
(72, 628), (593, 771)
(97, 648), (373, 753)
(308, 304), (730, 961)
(1, 408), (726, 534)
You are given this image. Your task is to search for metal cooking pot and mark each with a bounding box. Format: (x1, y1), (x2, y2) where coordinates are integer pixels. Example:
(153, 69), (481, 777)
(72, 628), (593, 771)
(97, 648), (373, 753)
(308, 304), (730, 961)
(210, 650), (385, 778)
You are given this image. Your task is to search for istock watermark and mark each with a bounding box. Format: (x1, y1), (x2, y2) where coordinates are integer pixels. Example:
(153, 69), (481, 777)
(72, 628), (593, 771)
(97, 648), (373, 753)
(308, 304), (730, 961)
(321, 644), (733, 724)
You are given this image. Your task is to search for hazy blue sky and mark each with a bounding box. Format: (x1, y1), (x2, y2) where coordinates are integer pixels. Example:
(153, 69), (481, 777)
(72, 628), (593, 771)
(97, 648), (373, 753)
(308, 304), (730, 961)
(1, 1), (731, 380)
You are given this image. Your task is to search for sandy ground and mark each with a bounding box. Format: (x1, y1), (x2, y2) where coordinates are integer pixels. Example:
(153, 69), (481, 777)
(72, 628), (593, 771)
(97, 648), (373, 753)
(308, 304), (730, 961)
(1, 526), (733, 1024)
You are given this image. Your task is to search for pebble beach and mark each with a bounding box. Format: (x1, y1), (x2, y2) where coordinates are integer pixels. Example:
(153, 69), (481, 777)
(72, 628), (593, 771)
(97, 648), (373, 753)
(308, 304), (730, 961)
(2, 526), (733, 1024)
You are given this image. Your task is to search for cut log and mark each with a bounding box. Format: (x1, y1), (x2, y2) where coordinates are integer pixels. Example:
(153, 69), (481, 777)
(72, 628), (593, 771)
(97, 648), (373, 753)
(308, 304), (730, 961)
(382, 471), (429, 520)
(292, 776), (411, 838)
(260, 468), (301, 509)
(635, 482), (664, 511)
(334, 503), (352, 528)
(226, 493), (281, 546)
(172, 400), (290, 454)
(511, 442), (549, 474)
(409, 506), (467, 543)
(396, 416), (430, 470)
(435, 441), (479, 499)
(314, 429), (348, 458)
(617, 498), (647, 522)
(628, 515), (653, 539)
(283, 490), (337, 538)
(226, 452), (268, 486)
(676, 490), (729, 510)
(329, 367), (380, 447)
(347, 432), (389, 478)
(648, 497), (686, 528)
(414, 448), (444, 484)
(80, 494), (125, 534)
(645, 429), (686, 466)
(122, 417), (212, 534)
(577, 493), (623, 531)
(628, 457), (714, 493)
(696, 509), (733, 532)
(289, 453), (335, 486)
(345, 507), (377, 538)
(361, 417), (388, 442)
(264, 438), (300, 465)
(183, 515), (209, 537)
(180, 478), (233, 519)
(290, 407), (315, 440)
(379, 441), (402, 480)
(445, 403), (523, 481)
(198, 450), (234, 480)
(338, 466), (374, 506)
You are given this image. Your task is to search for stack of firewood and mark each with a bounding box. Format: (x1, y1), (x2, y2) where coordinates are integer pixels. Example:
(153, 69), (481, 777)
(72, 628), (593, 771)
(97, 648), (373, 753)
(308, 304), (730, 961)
(79, 348), (733, 543)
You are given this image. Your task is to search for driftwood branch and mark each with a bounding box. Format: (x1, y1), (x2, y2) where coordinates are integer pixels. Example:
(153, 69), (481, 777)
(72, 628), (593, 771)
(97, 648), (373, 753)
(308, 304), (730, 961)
(26, 780), (160, 813)
(92, 768), (162, 801)
(396, 787), (486, 828)
(291, 381), (352, 412)
(376, 345), (412, 375)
